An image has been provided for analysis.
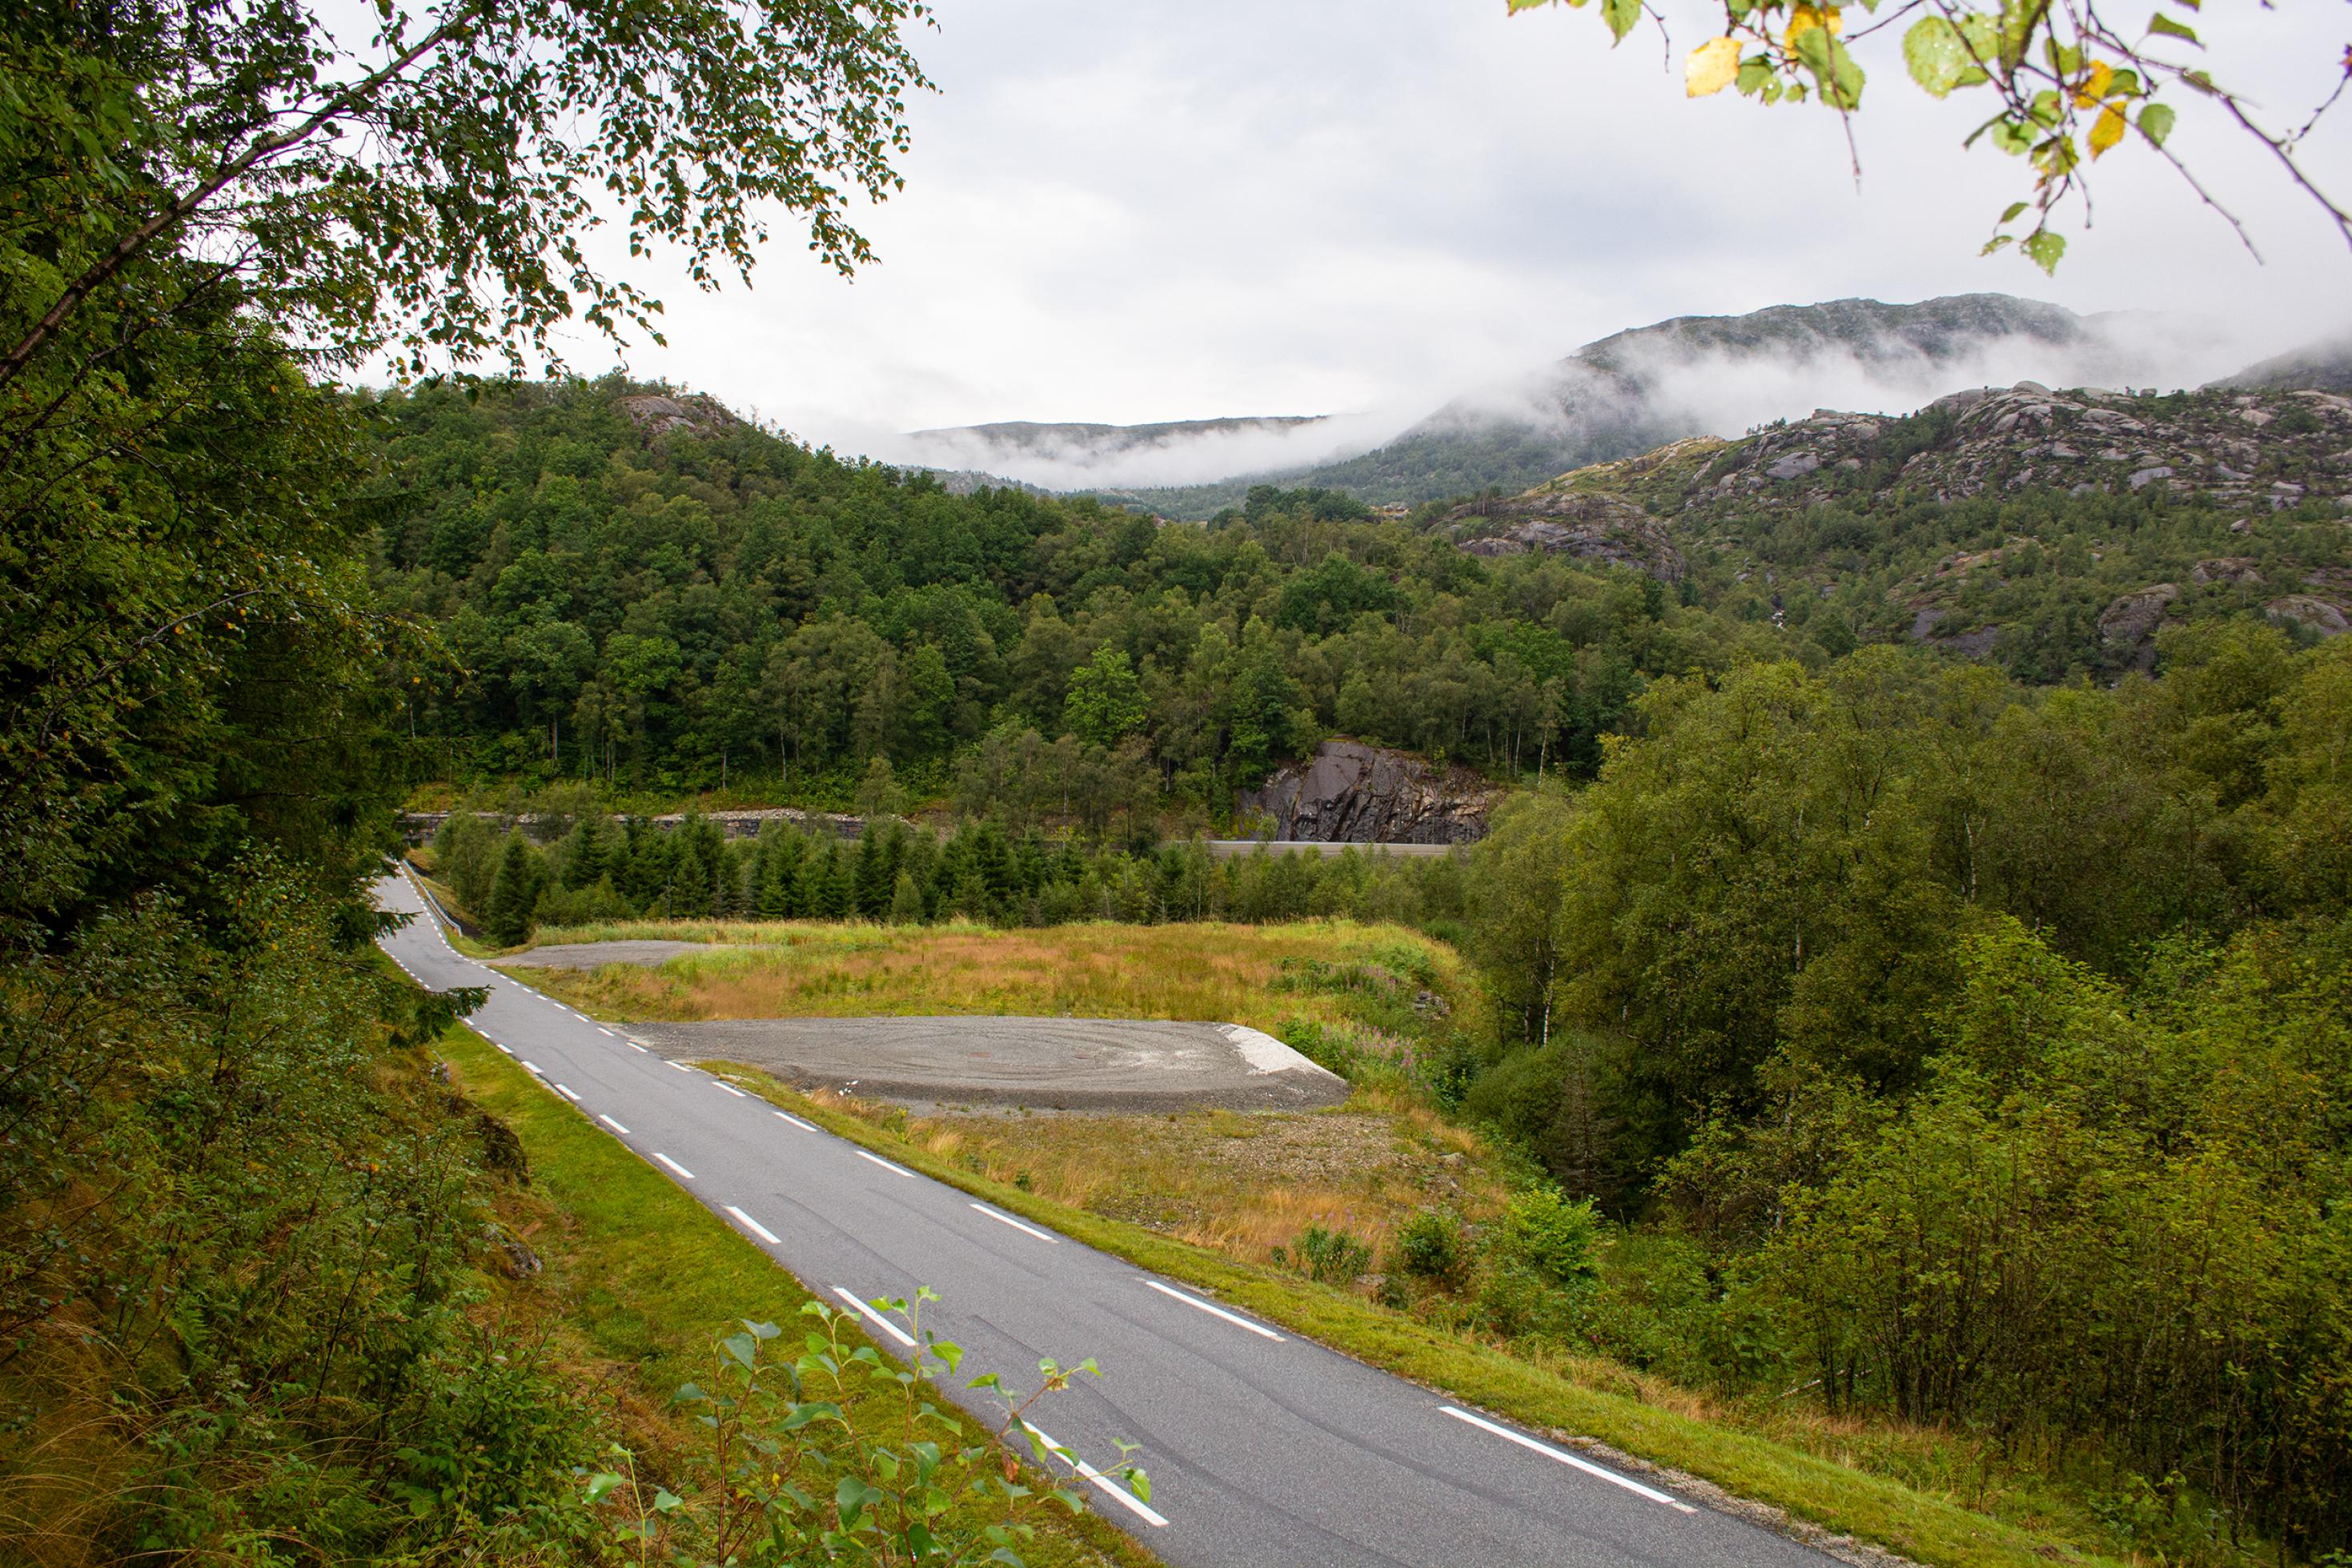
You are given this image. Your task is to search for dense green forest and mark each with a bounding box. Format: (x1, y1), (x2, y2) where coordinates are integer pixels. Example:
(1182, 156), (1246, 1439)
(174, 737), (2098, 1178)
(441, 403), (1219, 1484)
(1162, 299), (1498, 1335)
(369, 375), (2352, 815)
(365, 377), (1775, 804)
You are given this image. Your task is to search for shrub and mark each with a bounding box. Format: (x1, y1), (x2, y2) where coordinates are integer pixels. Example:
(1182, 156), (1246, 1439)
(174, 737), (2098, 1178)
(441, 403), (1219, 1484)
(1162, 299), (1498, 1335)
(1503, 1186), (1599, 1287)
(1273, 1224), (1374, 1285)
(1392, 1209), (1471, 1292)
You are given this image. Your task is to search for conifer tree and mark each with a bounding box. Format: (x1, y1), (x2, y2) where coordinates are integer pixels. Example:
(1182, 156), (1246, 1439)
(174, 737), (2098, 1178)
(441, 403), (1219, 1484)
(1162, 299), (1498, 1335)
(887, 871), (925, 926)
(484, 836), (541, 947)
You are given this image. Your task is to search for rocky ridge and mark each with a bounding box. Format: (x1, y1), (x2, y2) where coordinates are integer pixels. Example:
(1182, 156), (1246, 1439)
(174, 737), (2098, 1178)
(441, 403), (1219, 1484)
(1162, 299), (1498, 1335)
(1459, 379), (2352, 669)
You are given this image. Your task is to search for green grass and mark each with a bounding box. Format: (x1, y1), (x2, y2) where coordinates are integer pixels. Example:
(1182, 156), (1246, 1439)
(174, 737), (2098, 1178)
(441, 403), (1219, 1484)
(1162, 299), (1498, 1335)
(435, 1024), (1163, 1568)
(691, 1061), (2125, 1568)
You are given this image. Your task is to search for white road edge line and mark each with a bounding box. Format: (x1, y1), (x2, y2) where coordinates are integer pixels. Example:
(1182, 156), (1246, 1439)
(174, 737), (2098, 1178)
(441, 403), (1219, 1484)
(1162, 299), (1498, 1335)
(664, 1061), (690, 1073)
(1438, 1406), (1696, 1513)
(628, 1041), (648, 1053)
(553, 1083), (580, 1101)
(1142, 1278), (1285, 1341)
(1021, 1420), (1170, 1528)
(856, 1149), (915, 1178)
(970, 1203), (1058, 1244)
(520, 1061), (543, 1076)
(597, 1027), (616, 1037)
(773, 1110), (817, 1131)
(829, 1286), (917, 1347)
(598, 1113), (631, 1134)
(715, 1082), (747, 1098)
(652, 1152), (696, 1180)
(725, 1205), (781, 1245)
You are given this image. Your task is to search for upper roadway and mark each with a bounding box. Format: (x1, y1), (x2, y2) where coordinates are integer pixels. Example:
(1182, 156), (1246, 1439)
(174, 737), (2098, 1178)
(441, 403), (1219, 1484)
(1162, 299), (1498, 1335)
(376, 872), (1839, 1568)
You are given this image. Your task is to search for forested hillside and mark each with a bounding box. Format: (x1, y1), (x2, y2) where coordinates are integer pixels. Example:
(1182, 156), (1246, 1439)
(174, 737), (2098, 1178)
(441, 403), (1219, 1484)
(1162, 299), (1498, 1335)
(374, 374), (2352, 815)
(364, 378), (1785, 804)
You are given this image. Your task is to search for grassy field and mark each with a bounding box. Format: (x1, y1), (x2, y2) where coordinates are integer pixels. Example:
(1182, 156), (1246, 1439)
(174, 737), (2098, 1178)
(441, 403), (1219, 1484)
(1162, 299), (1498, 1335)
(903, 1097), (1505, 1266)
(432, 1021), (1163, 1568)
(520, 916), (1467, 1042)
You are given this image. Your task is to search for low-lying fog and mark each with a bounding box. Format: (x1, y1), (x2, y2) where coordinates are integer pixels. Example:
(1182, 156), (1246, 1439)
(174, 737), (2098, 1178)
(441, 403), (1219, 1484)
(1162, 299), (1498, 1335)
(848, 306), (2272, 495)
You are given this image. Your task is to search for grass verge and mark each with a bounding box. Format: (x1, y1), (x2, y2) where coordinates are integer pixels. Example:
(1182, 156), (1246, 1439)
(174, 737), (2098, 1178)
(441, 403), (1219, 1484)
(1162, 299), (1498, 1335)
(695, 1061), (2121, 1568)
(433, 1022), (1164, 1568)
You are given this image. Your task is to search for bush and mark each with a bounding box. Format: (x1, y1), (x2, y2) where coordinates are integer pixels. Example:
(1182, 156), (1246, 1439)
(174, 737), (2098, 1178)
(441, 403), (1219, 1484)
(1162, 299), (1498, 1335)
(1503, 1186), (1600, 1286)
(1392, 1209), (1471, 1292)
(1274, 1224), (1374, 1285)
(536, 873), (633, 929)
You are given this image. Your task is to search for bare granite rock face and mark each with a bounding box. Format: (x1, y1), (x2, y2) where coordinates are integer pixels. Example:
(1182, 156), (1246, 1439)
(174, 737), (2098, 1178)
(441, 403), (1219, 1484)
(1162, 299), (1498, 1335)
(1444, 487), (1686, 583)
(1238, 740), (1502, 844)
(618, 392), (745, 440)
(2098, 583), (2181, 649)
(2266, 595), (2350, 637)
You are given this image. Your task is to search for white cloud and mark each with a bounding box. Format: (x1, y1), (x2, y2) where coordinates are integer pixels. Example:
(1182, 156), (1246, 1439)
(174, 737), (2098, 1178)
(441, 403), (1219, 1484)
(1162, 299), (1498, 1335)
(560, 0), (2351, 470)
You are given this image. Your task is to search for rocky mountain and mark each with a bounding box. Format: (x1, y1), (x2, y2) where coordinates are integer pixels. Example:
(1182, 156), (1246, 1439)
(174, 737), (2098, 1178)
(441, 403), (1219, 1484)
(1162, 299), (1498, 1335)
(2212, 333), (2352, 394)
(1459, 379), (2352, 678)
(1117, 294), (2197, 517)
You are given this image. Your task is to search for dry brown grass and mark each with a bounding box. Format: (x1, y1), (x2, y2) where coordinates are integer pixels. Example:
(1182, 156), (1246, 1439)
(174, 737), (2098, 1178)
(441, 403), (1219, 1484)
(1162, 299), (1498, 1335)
(523, 919), (1463, 1039)
(783, 1081), (1505, 1271)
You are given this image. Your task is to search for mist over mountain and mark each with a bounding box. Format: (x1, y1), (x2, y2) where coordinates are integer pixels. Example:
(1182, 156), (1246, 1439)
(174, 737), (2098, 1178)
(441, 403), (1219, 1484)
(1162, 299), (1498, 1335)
(882, 294), (2242, 518)
(2212, 332), (2352, 394)
(890, 411), (1371, 495)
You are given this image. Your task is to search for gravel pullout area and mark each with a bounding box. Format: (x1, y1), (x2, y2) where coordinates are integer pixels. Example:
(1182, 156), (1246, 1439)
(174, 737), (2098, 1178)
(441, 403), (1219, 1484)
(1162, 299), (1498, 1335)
(631, 1016), (1350, 1113)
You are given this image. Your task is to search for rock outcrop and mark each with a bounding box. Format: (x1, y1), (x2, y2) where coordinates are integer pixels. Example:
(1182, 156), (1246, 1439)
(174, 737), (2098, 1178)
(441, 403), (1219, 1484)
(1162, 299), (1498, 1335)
(618, 392), (745, 440)
(2098, 583), (2180, 648)
(1238, 741), (1503, 845)
(2266, 595), (2350, 637)
(1444, 487), (1685, 582)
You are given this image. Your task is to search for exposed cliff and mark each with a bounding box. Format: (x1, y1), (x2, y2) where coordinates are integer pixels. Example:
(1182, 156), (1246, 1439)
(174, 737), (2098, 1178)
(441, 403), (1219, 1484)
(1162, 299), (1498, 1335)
(1238, 740), (1503, 845)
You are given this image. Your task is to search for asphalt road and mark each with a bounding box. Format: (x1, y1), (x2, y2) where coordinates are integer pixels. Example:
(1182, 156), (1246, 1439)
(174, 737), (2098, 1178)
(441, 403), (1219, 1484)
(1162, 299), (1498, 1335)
(377, 873), (1836, 1568)
(618, 1016), (1351, 1113)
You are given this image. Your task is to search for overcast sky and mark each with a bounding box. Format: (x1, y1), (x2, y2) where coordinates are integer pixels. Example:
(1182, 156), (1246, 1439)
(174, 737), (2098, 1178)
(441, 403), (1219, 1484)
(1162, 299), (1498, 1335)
(559, 0), (2352, 454)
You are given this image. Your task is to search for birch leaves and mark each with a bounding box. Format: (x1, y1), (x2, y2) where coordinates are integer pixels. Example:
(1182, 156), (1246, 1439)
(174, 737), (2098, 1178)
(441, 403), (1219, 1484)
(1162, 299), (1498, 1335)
(1509, 0), (2352, 274)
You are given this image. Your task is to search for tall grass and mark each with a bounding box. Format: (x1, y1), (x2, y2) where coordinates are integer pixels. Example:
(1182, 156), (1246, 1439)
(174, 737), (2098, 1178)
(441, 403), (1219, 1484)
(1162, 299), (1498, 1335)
(517, 918), (1467, 1039)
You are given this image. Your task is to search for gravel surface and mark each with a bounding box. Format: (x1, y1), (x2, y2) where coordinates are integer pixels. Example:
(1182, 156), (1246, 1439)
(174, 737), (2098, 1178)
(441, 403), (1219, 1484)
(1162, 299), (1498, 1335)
(632, 1015), (1350, 1113)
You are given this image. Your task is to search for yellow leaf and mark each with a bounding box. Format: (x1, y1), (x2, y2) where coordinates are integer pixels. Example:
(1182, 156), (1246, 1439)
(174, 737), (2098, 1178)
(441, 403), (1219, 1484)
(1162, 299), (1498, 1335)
(1686, 36), (1741, 96)
(2073, 60), (2113, 107)
(1786, 4), (1842, 44)
(2089, 102), (2128, 157)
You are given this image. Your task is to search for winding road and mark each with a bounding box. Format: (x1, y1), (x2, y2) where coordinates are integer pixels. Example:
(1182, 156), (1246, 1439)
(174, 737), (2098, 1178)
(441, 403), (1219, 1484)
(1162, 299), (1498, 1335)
(377, 872), (1837, 1568)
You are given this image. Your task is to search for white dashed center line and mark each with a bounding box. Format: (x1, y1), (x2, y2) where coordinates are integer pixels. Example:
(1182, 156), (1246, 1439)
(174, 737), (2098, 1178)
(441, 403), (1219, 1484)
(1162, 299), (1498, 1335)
(1142, 1279), (1286, 1341)
(829, 1286), (917, 1346)
(652, 1153), (695, 1180)
(1438, 1407), (1696, 1512)
(970, 1203), (1058, 1244)
(725, 1205), (781, 1245)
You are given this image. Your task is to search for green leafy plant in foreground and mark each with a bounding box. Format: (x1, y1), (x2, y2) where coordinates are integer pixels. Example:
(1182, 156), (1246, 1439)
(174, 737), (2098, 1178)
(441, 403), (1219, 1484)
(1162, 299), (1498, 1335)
(586, 1291), (1148, 1566)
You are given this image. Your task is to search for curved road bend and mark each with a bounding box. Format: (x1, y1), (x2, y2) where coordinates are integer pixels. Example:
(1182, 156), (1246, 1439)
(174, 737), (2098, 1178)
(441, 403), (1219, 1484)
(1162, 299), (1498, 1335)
(376, 874), (1835, 1568)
